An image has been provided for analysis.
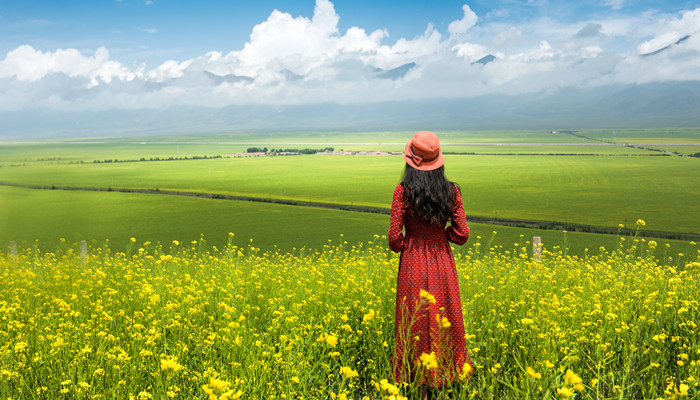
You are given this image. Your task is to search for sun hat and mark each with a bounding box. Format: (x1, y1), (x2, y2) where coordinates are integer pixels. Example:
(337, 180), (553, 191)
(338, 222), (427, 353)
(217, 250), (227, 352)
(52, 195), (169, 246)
(403, 131), (444, 171)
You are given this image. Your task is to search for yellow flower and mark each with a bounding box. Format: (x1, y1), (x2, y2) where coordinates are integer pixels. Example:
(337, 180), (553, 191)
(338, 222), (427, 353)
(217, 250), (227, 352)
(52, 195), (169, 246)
(160, 356), (183, 372)
(525, 366), (541, 379)
(339, 366), (359, 379)
(564, 370), (584, 390)
(207, 377), (230, 391)
(436, 314), (451, 329)
(545, 361), (555, 369)
(363, 309), (375, 322)
(137, 391), (153, 400)
(557, 387), (575, 398)
(220, 390), (243, 400)
(419, 289), (436, 304)
(326, 334), (338, 347)
(565, 370), (582, 386)
(459, 362), (473, 379)
(680, 383), (689, 396)
(419, 352), (438, 370)
(318, 333), (339, 347)
(521, 318), (534, 325)
(379, 379), (400, 395)
(636, 219), (645, 226)
(13, 342), (28, 353)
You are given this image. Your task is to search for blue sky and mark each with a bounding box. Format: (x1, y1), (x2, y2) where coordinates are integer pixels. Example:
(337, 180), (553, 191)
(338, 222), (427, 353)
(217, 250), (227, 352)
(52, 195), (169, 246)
(1, 0), (699, 112)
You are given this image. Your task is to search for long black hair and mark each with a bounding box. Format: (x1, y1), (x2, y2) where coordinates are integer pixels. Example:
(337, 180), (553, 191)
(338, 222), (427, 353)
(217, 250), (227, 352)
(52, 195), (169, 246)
(401, 163), (459, 225)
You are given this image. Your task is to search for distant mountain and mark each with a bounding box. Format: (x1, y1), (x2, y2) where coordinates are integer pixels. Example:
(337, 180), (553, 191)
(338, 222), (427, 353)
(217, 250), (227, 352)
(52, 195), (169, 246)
(376, 62), (417, 80)
(2, 81), (699, 140)
(640, 34), (692, 57)
(203, 71), (253, 84)
(472, 54), (496, 65)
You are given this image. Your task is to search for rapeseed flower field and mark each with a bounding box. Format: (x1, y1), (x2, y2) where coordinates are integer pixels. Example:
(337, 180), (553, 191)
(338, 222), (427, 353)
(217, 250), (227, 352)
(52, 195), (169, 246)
(1, 227), (699, 399)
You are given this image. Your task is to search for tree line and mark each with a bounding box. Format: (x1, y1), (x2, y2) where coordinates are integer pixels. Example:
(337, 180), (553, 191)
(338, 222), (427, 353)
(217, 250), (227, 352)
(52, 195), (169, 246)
(246, 147), (334, 154)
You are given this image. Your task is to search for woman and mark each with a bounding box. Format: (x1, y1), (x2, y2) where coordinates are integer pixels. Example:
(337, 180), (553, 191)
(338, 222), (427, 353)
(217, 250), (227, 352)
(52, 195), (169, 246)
(388, 131), (473, 396)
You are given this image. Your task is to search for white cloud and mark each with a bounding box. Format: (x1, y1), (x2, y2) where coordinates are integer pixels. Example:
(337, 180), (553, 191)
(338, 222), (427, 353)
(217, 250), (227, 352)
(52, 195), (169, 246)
(232, 0), (345, 76)
(448, 5), (478, 37)
(452, 41), (489, 62)
(637, 8), (700, 54)
(0, 45), (140, 86)
(1, 1), (699, 112)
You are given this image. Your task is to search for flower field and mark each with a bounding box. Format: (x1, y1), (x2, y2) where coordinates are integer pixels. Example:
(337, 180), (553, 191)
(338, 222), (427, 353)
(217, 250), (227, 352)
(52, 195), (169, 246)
(1, 229), (699, 399)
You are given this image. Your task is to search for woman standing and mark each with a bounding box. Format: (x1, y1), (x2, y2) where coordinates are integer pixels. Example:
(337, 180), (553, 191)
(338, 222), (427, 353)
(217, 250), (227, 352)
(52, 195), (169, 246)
(388, 131), (473, 396)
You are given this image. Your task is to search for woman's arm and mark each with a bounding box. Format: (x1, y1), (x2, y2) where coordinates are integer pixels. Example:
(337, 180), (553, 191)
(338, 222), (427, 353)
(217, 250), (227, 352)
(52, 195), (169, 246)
(388, 184), (406, 252)
(446, 187), (469, 245)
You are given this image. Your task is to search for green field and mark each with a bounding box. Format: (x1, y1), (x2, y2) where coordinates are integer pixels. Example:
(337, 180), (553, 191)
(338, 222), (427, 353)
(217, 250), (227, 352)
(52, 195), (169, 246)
(7, 184), (691, 261)
(1, 154), (698, 232)
(1, 129), (699, 255)
(5, 128), (696, 164)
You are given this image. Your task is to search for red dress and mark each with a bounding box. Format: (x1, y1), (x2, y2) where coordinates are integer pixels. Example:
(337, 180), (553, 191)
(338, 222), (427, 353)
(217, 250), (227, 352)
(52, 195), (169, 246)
(388, 183), (473, 385)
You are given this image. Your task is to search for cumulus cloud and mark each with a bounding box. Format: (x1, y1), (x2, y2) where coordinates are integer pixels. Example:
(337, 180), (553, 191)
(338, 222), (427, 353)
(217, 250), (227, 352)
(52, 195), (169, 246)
(448, 5), (478, 37)
(0, 45), (140, 86)
(1, 0), (699, 112)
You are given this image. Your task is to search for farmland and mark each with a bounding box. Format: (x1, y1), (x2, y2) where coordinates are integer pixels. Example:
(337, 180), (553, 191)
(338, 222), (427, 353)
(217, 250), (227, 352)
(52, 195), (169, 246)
(1, 128), (699, 254)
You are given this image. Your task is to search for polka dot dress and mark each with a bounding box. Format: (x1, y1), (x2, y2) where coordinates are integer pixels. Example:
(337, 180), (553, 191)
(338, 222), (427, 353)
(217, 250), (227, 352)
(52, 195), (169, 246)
(388, 183), (474, 386)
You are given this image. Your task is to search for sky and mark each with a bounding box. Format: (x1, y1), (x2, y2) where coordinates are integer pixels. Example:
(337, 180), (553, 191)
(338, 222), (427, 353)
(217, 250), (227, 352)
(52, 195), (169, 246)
(1, 0), (699, 113)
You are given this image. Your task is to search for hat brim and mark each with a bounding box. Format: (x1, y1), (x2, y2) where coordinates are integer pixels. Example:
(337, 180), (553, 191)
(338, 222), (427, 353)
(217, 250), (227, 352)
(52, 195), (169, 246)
(403, 141), (445, 171)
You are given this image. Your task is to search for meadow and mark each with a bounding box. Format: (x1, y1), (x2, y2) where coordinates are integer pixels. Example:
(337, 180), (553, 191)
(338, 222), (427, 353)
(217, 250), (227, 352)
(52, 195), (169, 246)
(1, 228), (698, 399)
(1, 128), (699, 255)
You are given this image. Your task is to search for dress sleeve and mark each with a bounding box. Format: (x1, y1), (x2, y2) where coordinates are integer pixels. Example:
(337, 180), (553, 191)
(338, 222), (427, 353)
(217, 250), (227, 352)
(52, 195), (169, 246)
(446, 186), (469, 245)
(388, 184), (406, 253)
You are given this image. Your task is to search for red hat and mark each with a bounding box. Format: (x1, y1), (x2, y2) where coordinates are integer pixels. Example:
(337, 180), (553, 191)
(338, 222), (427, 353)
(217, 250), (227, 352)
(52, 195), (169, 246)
(403, 131), (444, 171)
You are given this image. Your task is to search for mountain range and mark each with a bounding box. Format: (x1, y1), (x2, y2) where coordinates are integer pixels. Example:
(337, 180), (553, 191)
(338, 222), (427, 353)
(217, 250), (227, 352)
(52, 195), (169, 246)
(1, 80), (699, 140)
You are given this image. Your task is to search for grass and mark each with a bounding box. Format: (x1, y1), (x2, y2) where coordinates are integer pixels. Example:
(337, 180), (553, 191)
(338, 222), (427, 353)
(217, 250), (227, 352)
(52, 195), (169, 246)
(0, 185), (389, 253)
(7, 128), (697, 164)
(2, 153), (698, 234)
(1, 185), (695, 260)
